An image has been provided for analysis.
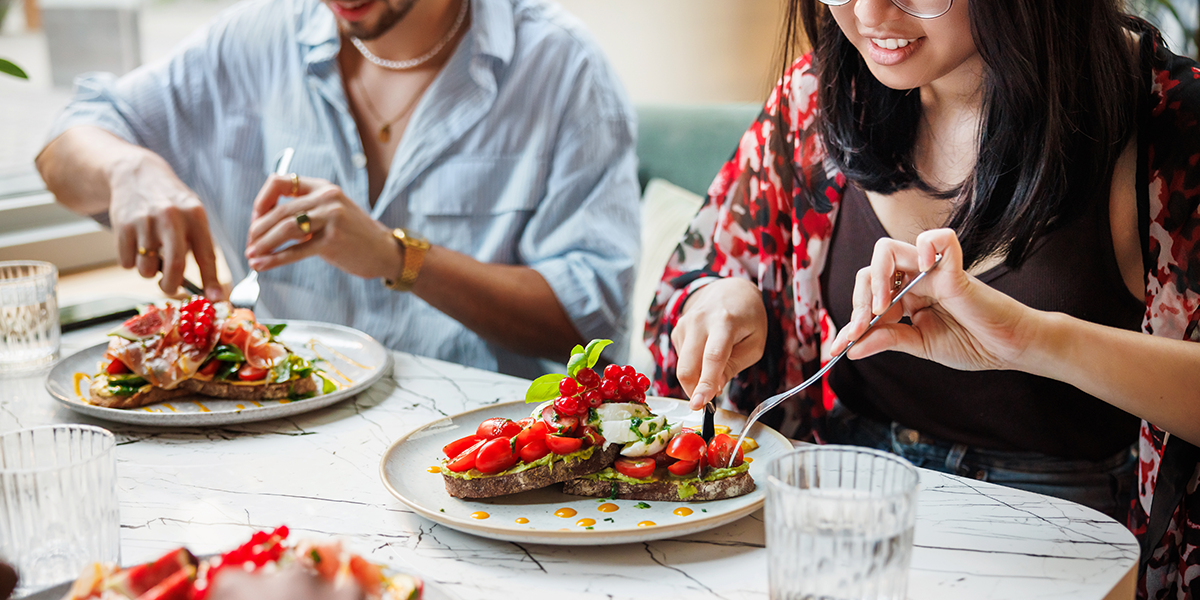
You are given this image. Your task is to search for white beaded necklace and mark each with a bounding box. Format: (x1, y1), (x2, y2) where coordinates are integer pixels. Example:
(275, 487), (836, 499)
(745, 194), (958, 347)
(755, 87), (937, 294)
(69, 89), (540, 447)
(349, 0), (468, 71)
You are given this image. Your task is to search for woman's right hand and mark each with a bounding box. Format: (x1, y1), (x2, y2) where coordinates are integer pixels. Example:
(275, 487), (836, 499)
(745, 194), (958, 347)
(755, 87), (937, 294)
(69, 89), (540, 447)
(671, 277), (768, 410)
(107, 150), (222, 298)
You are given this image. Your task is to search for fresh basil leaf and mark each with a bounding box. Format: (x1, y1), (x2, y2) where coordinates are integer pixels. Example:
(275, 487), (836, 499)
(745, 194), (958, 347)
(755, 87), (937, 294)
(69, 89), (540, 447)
(106, 373), (146, 385)
(213, 344), (245, 363)
(0, 59), (28, 79)
(566, 353), (586, 378)
(582, 339), (613, 369)
(570, 344), (585, 356)
(525, 373), (566, 403)
(272, 359), (292, 384)
(267, 323), (287, 338)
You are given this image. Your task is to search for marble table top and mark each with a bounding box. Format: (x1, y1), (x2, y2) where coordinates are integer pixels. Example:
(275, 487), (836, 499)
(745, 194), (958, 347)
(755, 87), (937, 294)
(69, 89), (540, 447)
(0, 324), (1139, 600)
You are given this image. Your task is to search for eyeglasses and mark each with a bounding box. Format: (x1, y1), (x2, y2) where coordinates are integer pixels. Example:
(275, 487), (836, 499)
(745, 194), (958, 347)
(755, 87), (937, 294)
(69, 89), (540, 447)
(818, 0), (953, 20)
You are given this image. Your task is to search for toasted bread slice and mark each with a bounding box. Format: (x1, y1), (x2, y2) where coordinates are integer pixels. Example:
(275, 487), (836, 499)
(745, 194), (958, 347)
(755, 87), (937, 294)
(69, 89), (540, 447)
(86, 378), (191, 409)
(178, 375), (317, 400)
(563, 471), (755, 502)
(442, 444), (621, 499)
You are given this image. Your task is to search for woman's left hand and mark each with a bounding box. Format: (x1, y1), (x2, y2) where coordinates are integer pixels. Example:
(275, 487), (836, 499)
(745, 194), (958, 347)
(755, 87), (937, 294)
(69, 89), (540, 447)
(829, 228), (1040, 372)
(244, 174), (400, 280)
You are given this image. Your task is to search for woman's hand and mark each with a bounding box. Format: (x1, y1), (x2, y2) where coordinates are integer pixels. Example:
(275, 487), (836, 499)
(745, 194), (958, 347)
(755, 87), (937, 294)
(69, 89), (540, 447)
(244, 175), (401, 280)
(829, 228), (1038, 372)
(671, 277), (768, 409)
(107, 151), (223, 298)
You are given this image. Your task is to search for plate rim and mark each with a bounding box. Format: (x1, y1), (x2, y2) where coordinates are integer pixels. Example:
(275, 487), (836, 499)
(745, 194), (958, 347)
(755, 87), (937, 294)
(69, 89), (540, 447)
(44, 320), (393, 427)
(378, 397), (790, 545)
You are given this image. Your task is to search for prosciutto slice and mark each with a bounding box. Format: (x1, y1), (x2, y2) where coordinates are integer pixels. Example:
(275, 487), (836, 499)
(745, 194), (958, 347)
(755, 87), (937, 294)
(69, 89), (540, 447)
(107, 303), (221, 389)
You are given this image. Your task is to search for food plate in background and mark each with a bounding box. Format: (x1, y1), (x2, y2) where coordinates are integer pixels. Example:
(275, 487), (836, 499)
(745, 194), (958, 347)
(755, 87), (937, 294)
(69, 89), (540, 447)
(379, 397), (792, 545)
(45, 321), (392, 427)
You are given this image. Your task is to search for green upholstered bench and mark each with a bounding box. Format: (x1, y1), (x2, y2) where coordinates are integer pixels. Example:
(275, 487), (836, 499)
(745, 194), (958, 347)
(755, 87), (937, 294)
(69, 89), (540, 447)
(635, 103), (763, 197)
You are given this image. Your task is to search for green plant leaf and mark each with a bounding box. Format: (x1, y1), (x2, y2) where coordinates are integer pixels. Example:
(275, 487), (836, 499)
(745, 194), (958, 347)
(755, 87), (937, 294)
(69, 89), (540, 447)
(212, 344), (245, 363)
(267, 323), (287, 338)
(566, 352), (587, 378)
(570, 344), (584, 356)
(582, 339), (612, 369)
(0, 59), (28, 79)
(525, 373), (566, 403)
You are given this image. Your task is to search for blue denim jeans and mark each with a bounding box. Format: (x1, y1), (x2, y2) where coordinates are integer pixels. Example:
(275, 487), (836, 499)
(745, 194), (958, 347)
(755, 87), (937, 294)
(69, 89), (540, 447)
(824, 403), (1137, 522)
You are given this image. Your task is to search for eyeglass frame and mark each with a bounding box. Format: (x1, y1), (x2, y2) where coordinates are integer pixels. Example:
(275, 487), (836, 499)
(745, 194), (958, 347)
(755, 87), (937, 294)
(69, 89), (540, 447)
(817, 0), (954, 20)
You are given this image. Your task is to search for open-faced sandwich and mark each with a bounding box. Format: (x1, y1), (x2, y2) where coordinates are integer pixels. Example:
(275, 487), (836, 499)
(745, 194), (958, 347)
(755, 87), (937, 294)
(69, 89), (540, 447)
(65, 526), (422, 600)
(87, 296), (332, 409)
(439, 340), (757, 502)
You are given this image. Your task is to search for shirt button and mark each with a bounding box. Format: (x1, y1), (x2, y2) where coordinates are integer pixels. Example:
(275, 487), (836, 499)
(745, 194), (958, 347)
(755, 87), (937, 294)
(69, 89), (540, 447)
(902, 429), (920, 445)
(974, 470), (987, 480)
(352, 153), (367, 168)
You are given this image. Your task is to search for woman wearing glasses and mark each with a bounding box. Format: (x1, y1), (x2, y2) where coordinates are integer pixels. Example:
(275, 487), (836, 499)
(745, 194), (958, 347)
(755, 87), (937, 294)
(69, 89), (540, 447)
(647, 0), (1200, 595)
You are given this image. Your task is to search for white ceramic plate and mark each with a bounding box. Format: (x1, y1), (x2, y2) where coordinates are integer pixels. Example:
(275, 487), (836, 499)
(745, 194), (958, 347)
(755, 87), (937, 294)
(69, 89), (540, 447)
(379, 397), (792, 545)
(45, 321), (392, 427)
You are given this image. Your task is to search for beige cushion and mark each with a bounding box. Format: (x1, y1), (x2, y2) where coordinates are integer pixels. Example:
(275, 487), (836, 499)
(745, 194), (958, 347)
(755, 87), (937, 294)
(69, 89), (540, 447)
(628, 178), (705, 375)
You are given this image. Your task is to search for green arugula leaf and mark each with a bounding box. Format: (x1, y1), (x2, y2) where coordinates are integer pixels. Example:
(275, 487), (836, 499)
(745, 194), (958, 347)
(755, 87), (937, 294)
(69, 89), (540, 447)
(525, 373), (566, 403)
(212, 344), (245, 363)
(272, 359), (292, 384)
(582, 339), (612, 369)
(214, 361), (240, 381)
(316, 372), (337, 395)
(266, 323), (287, 338)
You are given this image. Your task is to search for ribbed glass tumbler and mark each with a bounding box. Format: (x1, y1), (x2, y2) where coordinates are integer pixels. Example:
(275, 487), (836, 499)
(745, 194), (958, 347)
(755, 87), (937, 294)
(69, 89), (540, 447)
(766, 445), (919, 600)
(0, 425), (120, 594)
(0, 261), (60, 376)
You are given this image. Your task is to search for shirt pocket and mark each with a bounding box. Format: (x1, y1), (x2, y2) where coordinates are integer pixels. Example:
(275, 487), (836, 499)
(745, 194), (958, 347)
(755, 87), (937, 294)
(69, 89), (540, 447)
(404, 155), (545, 257)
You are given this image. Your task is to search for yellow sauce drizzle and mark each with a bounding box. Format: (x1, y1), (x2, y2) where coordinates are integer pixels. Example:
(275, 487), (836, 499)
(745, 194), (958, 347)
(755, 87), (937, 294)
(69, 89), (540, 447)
(164, 404), (177, 413)
(251, 401), (263, 407)
(235, 404), (245, 411)
(470, 511), (489, 520)
(554, 507), (577, 518)
(713, 424), (731, 435)
(426, 466), (441, 473)
(72, 372), (89, 398)
(193, 401), (210, 413)
(306, 339), (365, 388)
(142, 407), (154, 412)
(745, 457), (754, 463)
(673, 507), (693, 517)
(515, 517), (529, 524)
(576, 518), (596, 527)
(597, 503), (618, 513)
(278, 399), (291, 404)
(637, 521), (656, 528)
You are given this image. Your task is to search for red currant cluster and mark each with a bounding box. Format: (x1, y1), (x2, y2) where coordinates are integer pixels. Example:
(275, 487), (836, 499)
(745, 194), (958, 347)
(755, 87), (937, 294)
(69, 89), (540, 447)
(194, 526), (289, 599)
(552, 364), (653, 418)
(179, 296), (216, 346)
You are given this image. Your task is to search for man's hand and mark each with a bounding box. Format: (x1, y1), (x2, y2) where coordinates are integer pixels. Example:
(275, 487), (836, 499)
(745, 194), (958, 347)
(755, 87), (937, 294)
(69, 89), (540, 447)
(244, 175), (401, 280)
(107, 153), (222, 298)
(671, 278), (769, 410)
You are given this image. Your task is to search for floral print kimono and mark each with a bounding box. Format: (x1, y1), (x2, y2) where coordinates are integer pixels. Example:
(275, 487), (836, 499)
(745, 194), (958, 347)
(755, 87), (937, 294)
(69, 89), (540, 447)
(646, 26), (1200, 599)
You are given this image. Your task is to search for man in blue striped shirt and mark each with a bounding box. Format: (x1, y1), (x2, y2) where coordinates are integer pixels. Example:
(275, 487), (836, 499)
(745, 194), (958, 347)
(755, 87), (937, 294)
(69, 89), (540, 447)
(37, 0), (640, 377)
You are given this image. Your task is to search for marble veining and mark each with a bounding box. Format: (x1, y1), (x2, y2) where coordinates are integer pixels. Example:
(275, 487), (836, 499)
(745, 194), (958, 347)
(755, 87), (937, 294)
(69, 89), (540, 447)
(0, 324), (1138, 600)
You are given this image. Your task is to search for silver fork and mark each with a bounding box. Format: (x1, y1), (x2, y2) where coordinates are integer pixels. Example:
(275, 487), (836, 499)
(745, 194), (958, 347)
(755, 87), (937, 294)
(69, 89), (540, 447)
(229, 148), (294, 310)
(729, 253), (943, 466)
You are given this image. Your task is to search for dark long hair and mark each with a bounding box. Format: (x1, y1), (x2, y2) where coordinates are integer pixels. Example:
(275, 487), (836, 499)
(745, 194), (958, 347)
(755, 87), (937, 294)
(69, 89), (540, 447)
(781, 0), (1140, 268)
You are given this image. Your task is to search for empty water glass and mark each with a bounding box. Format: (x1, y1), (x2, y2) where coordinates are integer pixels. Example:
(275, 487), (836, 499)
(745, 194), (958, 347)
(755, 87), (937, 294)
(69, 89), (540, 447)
(766, 445), (919, 600)
(0, 261), (60, 376)
(0, 425), (120, 595)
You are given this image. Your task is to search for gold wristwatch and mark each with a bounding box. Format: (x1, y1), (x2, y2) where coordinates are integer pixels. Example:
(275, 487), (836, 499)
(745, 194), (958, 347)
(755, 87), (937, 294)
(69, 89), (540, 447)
(383, 228), (430, 292)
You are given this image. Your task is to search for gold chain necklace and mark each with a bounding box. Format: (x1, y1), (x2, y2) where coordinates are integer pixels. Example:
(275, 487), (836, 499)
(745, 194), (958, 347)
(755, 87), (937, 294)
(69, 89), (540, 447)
(351, 73), (433, 143)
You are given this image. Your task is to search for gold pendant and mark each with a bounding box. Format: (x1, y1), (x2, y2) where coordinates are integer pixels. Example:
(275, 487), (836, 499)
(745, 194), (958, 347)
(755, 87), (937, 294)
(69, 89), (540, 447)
(379, 124), (391, 143)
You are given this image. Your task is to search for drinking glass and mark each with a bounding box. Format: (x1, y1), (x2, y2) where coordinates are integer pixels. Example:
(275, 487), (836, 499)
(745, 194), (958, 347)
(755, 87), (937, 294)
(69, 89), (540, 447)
(766, 445), (920, 600)
(0, 425), (120, 595)
(0, 261), (60, 376)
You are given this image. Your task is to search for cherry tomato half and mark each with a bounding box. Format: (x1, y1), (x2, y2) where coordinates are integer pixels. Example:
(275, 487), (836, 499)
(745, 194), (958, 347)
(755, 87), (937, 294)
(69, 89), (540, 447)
(443, 434), (482, 459)
(198, 360), (221, 377)
(706, 433), (745, 468)
(614, 458), (655, 479)
(668, 459), (700, 476)
(238, 364), (269, 381)
(515, 421), (549, 450)
(446, 439), (487, 472)
(579, 426), (605, 449)
(516, 417), (536, 429)
(541, 405), (578, 436)
(666, 432), (707, 462)
(106, 359), (130, 375)
(649, 450), (672, 467)
(476, 417), (521, 440)
(518, 437), (551, 463)
(545, 434), (583, 455)
(475, 438), (519, 474)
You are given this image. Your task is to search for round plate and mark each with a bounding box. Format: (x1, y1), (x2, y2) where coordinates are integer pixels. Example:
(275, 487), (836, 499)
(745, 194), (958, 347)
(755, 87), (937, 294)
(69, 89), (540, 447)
(45, 321), (393, 426)
(379, 398), (792, 545)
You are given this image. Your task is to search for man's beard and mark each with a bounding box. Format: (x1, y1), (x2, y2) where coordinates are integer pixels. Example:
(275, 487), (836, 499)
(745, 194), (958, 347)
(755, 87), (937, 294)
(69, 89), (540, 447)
(342, 0), (418, 40)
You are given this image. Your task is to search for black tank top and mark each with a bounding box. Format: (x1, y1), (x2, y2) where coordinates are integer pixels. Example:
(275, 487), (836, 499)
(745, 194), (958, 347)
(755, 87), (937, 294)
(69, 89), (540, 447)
(822, 185), (1144, 460)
